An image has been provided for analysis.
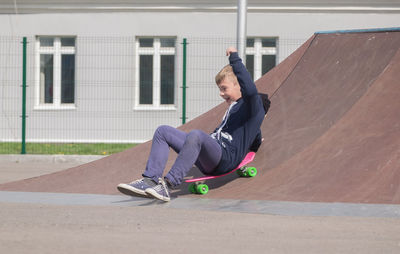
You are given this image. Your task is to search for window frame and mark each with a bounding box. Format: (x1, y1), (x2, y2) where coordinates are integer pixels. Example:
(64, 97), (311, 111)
(134, 37), (177, 111)
(34, 36), (76, 110)
(245, 37), (277, 81)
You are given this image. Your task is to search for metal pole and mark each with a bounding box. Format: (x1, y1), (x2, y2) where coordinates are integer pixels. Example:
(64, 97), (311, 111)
(181, 38), (187, 125)
(237, 0), (247, 64)
(21, 37), (27, 154)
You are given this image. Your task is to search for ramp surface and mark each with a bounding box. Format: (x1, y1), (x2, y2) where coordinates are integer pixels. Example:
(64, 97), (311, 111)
(1, 30), (400, 204)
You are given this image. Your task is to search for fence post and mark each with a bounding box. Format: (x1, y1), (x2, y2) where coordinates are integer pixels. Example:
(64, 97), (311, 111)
(181, 38), (187, 125)
(21, 37), (27, 154)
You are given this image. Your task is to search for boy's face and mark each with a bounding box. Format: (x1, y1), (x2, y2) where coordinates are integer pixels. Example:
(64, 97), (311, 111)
(217, 78), (242, 105)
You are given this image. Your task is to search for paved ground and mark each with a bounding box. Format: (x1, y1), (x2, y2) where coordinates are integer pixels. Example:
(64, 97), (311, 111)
(1, 156), (400, 254)
(1, 202), (400, 254)
(0, 154), (102, 184)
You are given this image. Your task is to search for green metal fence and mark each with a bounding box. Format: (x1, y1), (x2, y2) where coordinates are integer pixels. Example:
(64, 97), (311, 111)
(0, 36), (306, 155)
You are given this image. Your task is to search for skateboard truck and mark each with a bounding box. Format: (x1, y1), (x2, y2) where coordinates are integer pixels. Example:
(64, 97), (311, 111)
(237, 165), (257, 177)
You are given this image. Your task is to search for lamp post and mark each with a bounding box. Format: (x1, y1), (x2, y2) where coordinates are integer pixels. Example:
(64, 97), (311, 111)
(237, 0), (247, 64)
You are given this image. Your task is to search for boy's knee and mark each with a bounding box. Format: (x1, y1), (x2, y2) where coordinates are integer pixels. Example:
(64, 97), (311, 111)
(153, 125), (173, 141)
(155, 125), (171, 135)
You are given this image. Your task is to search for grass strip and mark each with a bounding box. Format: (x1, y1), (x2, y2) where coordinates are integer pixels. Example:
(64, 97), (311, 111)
(0, 142), (137, 155)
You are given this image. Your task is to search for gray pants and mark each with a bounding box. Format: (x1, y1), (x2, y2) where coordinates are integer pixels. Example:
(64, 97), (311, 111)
(143, 125), (222, 186)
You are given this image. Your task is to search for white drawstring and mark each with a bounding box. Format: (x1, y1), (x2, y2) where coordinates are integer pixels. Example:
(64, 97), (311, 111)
(215, 101), (237, 141)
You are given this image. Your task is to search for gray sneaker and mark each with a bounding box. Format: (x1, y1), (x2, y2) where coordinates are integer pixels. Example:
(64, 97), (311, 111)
(145, 178), (171, 202)
(117, 177), (156, 197)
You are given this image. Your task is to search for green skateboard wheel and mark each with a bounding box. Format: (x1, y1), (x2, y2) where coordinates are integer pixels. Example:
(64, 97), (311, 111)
(196, 184), (209, 195)
(189, 183), (197, 194)
(246, 167), (257, 177)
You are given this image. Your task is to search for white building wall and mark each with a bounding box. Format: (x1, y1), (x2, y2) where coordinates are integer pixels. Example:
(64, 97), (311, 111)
(0, 6), (399, 143)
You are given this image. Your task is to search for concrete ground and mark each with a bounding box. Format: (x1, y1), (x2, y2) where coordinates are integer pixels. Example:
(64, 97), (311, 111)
(1, 155), (400, 254)
(0, 154), (103, 184)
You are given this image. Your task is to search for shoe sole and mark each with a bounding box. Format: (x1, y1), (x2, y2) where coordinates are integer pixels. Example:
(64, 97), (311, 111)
(145, 188), (170, 202)
(117, 183), (148, 197)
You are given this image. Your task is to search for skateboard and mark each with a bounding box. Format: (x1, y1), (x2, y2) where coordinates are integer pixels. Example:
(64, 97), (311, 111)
(185, 151), (257, 195)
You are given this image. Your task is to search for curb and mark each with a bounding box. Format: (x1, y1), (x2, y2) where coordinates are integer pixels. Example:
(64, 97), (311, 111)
(0, 154), (106, 164)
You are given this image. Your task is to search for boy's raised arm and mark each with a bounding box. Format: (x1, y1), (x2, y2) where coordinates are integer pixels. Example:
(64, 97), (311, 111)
(226, 47), (258, 99)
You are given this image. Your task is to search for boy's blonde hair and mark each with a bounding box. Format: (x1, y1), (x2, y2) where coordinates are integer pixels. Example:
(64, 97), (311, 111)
(215, 64), (239, 85)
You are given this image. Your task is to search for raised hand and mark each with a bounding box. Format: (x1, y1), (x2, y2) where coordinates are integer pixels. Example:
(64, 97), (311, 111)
(226, 47), (238, 56)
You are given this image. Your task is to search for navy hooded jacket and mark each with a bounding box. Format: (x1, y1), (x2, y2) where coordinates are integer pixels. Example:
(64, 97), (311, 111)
(211, 52), (265, 175)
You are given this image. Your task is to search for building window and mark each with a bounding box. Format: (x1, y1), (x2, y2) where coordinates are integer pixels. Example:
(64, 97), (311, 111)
(246, 38), (277, 81)
(35, 36), (76, 109)
(135, 37), (176, 109)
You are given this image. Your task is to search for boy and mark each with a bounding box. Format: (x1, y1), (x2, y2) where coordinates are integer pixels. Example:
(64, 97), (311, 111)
(117, 47), (269, 202)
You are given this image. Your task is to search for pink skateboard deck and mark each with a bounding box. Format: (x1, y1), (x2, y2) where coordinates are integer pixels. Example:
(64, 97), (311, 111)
(185, 152), (257, 194)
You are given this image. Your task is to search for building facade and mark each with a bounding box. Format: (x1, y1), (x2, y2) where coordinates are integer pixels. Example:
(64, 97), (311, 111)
(0, 0), (399, 143)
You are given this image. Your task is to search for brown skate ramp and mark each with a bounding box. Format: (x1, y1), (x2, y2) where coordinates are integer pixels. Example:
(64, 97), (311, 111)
(1, 29), (400, 204)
